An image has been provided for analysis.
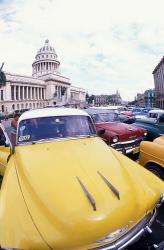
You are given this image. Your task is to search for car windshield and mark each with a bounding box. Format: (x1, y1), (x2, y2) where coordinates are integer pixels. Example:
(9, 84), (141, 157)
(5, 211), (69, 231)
(17, 115), (96, 144)
(91, 112), (119, 123)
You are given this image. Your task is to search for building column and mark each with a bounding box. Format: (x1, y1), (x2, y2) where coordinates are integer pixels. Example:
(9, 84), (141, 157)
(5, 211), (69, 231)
(17, 86), (20, 100)
(34, 87), (36, 100)
(26, 86), (29, 100)
(33, 87), (35, 100)
(29, 87), (31, 100)
(22, 86), (25, 100)
(14, 86), (16, 100)
(35, 87), (38, 100)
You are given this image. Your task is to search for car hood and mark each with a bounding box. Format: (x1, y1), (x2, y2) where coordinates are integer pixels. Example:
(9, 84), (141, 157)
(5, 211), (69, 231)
(14, 138), (164, 250)
(96, 122), (145, 141)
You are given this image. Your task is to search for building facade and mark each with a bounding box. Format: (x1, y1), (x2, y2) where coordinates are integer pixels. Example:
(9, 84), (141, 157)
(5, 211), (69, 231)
(153, 56), (164, 109)
(144, 89), (155, 108)
(88, 91), (122, 106)
(0, 40), (86, 113)
(136, 93), (145, 107)
(135, 89), (155, 108)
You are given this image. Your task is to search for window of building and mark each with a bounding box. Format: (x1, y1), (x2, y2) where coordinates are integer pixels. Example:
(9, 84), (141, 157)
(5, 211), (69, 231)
(1, 105), (4, 112)
(1, 90), (3, 101)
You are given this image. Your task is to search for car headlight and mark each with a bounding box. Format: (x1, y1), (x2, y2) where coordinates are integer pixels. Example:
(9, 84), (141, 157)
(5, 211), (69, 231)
(144, 131), (147, 136)
(96, 225), (129, 244)
(112, 135), (119, 143)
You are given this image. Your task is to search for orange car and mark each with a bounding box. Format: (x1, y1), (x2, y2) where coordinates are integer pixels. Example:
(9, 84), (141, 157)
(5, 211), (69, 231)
(139, 136), (164, 180)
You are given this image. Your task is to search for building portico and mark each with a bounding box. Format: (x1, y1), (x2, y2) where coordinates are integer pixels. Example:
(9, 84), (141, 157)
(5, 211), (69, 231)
(0, 39), (86, 113)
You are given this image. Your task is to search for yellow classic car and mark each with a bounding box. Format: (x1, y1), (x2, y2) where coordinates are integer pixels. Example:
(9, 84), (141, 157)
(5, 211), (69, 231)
(0, 108), (164, 250)
(139, 136), (164, 180)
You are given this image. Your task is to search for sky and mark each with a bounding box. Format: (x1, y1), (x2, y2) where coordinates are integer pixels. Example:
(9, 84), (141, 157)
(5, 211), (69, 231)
(0, 0), (164, 101)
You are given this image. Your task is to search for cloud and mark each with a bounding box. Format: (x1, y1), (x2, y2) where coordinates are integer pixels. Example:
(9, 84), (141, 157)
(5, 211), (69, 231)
(0, 0), (164, 100)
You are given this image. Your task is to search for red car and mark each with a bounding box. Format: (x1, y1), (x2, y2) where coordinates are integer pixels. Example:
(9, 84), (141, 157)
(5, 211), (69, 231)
(85, 108), (147, 154)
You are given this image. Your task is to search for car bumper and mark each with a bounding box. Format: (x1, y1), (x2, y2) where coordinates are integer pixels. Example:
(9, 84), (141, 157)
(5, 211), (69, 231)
(111, 138), (143, 154)
(90, 193), (164, 250)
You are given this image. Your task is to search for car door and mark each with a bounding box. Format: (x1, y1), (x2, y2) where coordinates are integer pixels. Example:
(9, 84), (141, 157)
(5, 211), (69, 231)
(157, 114), (164, 137)
(0, 124), (11, 177)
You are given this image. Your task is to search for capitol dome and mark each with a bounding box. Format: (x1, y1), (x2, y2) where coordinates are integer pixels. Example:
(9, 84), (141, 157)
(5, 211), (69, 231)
(32, 39), (60, 77)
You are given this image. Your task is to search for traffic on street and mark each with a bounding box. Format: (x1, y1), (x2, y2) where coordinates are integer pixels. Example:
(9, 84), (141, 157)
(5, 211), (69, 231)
(0, 106), (163, 250)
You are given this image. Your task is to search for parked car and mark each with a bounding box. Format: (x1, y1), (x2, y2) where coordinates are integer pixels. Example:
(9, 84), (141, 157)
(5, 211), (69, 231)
(133, 111), (164, 141)
(139, 136), (164, 180)
(90, 106), (136, 124)
(0, 107), (164, 250)
(119, 112), (136, 124)
(85, 108), (147, 154)
(132, 108), (148, 119)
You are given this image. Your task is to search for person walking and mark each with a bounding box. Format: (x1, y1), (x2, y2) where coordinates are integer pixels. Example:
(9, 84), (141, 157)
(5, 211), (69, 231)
(11, 113), (19, 147)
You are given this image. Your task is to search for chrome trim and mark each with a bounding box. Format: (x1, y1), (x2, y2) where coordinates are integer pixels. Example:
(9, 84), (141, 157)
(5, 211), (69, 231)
(97, 171), (120, 200)
(77, 177), (96, 211)
(111, 139), (139, 145)
(91, 211), (156, 250)
(156, 192), (164, 208)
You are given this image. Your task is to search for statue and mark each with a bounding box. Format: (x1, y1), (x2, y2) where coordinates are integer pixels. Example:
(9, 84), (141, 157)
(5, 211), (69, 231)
(0, 62), (6, 86)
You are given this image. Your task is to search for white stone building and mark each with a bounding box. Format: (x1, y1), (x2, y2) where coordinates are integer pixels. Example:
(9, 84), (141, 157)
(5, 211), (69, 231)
(0, 39), (86, 113)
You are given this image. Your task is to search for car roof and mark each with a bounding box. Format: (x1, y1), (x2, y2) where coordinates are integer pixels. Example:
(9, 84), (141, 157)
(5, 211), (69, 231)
(19, 108), (89, 122)
(90, 106), (124, 110)
(149, 109), (164, 114)
(84, 108), (115, 115)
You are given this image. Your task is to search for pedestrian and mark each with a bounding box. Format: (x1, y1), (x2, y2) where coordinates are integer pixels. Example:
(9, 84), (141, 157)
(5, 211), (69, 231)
(11, 113), (19, 147)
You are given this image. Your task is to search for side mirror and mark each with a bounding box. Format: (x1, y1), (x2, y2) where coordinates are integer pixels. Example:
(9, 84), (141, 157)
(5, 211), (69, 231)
(97, 128), (105, 136)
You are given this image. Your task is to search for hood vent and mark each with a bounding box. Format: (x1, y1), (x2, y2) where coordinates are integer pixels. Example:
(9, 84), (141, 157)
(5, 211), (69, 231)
(77, 177), (96, 211)
(97, 171), (120, 200)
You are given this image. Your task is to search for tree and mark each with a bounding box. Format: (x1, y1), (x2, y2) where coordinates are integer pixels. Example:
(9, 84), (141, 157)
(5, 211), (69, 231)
(0, 63), (6, 86)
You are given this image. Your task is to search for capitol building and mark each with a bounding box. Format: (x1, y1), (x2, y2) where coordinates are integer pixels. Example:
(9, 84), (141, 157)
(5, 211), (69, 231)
(0, 39), (86, 113)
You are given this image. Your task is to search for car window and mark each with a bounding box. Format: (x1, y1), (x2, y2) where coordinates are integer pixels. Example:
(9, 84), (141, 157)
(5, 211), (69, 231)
(92, 113), (119, 123)
(17, 115), (96, 144)
(149, 113), (158, 119)
(0, 128), (6, 146)
(158, 114), (164, 123)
